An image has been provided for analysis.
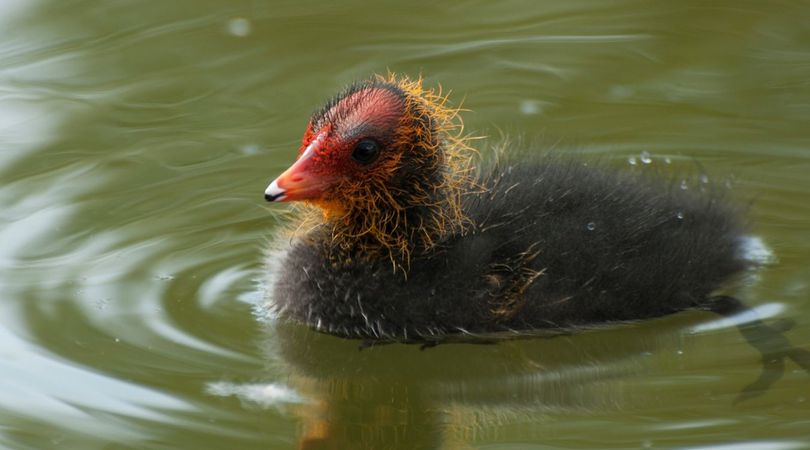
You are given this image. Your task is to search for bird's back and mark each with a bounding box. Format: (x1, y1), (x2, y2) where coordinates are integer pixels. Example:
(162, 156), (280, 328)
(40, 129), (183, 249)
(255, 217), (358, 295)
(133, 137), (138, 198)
(460, 154), (750, 328)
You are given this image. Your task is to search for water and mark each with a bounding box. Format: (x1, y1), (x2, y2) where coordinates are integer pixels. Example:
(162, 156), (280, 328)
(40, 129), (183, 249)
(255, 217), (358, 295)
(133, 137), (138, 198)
(2, 1), (810, 448)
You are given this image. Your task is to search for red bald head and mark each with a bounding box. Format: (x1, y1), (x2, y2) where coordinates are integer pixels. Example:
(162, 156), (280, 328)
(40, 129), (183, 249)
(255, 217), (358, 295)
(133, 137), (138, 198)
(265, 82), (408, 206)
(263, 75), (473, 262)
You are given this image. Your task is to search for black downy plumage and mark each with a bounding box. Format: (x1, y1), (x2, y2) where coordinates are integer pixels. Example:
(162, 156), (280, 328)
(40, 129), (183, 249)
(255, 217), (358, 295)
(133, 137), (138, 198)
(263, 76), (809, 399)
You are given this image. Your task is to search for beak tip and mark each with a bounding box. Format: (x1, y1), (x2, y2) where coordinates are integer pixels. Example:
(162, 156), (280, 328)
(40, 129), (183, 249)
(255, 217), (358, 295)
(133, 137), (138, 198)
(264, 179), (286, 202)
(265, 193), (288, 202)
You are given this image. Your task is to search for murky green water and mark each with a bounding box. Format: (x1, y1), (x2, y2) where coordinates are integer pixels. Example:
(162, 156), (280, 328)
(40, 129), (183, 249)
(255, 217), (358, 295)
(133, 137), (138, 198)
(2, 1), (810, 449)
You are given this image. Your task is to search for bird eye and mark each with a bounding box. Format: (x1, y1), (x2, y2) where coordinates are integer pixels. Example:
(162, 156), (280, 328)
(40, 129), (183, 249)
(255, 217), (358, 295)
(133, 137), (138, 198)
(351, 139), (380, 165)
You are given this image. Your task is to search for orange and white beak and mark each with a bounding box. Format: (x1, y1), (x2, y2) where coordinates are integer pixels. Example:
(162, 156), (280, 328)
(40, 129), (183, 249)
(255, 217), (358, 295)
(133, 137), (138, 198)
(264, 131), (336, 203)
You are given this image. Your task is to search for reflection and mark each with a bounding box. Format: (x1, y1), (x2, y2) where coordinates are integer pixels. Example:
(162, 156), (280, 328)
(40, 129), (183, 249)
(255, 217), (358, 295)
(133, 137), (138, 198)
(246, 319), (678, 449)
(707, 297), (810, 403)
(210, 298), (810, 449)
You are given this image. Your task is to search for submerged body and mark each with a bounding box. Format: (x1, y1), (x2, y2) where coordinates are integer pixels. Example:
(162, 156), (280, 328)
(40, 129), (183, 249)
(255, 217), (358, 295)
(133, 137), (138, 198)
(270, 153), (748, 339)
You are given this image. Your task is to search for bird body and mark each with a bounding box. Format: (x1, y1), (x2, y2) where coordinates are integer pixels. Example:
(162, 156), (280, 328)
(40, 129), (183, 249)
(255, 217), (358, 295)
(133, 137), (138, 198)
(264, 75), (749, 340)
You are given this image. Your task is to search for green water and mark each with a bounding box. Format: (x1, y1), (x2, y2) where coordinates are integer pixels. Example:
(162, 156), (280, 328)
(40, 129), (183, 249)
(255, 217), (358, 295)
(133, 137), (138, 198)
(2, 1), (810, 449)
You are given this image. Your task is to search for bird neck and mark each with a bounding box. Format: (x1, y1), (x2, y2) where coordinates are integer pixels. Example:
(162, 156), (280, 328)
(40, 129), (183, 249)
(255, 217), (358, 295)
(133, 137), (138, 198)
(301, 146), (469, 272)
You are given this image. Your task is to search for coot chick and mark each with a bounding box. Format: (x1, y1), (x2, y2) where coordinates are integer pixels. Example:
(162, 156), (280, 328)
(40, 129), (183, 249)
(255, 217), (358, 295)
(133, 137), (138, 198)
(263, 74), (751, 340)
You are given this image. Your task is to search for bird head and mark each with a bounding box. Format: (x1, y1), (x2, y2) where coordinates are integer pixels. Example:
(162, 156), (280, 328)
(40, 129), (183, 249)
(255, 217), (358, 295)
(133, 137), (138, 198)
(265, 74), (474, 264)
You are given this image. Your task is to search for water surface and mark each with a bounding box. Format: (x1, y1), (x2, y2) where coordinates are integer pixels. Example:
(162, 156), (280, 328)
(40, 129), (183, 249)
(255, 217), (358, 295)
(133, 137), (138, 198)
(2, 1), (810, 449)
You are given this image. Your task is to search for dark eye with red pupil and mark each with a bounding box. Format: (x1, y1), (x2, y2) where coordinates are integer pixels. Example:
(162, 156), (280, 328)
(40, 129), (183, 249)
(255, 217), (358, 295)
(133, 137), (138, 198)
(352, 139), (380, 165)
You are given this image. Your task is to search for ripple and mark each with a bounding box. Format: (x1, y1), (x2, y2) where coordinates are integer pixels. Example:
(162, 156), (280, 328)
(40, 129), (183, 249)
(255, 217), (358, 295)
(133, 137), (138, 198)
(206, 381), (304, 409)
(689, 303), (786, 334)
(0, 321), (194, 436)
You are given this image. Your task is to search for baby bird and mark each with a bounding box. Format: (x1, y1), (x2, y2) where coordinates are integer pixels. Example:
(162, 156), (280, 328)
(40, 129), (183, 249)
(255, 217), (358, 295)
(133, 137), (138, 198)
(263, 74), (754, 341)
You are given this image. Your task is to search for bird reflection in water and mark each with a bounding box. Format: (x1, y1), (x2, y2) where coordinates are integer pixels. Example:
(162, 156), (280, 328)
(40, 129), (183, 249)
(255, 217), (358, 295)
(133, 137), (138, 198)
(252, 318), (686, 449)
